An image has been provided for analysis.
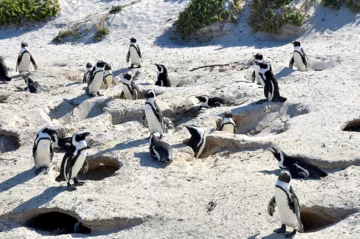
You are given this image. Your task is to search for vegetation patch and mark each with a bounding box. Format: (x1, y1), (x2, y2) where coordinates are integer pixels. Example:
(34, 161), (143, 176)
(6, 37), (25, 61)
(53, 30), (81, 43)
(109, 1), (141, 14)
(0, 0), (61, 26)
(176, 0), (243, 40)
(322, 0), (360, 11)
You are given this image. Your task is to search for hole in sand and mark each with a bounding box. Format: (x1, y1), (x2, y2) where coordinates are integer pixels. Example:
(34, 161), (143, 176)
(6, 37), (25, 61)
(78, 158), (122, 181)
(167, 105), (201, 127)
(341, 119), (360, 132)
(0, 132), (20, 153)
(300, 206), (356, 232)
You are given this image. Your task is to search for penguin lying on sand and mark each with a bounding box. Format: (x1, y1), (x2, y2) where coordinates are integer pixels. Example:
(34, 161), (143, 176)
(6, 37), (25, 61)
(16, 41), (38, 73)
(155, 64), (171, 87)
(289, 41), (307, 72)
(149, 134), (174, 163)
(196, 96), (230, 108)
(185, 126), (206, 158)
(0, 57), (11, 81)
(33, 127), (57, 174)
(268, 170), (304, 238)
(269, 147), (328, 179)
(23, 76), (43, 93)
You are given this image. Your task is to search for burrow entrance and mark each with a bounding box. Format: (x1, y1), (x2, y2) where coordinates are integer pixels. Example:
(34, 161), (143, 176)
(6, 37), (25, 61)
(300, 206), (356, 232)
(78, 157), (122, 181)
(0, 131), (20, 153)
(341, 119), (360, 132)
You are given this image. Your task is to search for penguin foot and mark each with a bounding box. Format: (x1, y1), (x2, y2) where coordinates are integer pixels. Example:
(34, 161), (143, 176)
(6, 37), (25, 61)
(274, 224), (286, 234)
(35, 166), (49, 175)
(285, 229), (297, 238)
(67, 183), (77, 191)
(97, 92), (103, 97)
(74, 178), (85, 186)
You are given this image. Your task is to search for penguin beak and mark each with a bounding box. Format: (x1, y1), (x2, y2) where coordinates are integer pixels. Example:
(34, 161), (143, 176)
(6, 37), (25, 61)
(82, 132), (91, 137)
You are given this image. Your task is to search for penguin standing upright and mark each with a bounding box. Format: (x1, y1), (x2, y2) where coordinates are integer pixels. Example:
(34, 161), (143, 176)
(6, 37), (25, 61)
(289, 41), (307, 72)
(16, 42), (38, 73)
(88, 60), (105, 96)
(55, 132), (90, 191)
(126, 38), (142, 68)
(269, 147), (328, 179)
(122, 72), (139, 100)
(252, 53), (264, 86)
(33, 127), (57, 174)
(268, 170), (304, 238)
(220, 111), (237, 134)
(101, 63), (116, 89)
(155, 64), (171, 87)
(23, 76), (43, 93)
(83, 62), (93, 84)
(185, 126), (206, 158)
(144, 90), (164, 138)
(0, 57), (11, 81)
(257, 62), (287, 102)
(149, 134), (174, 163)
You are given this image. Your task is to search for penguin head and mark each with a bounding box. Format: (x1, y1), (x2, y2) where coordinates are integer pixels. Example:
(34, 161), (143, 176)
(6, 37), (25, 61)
(86, 62), (93, 68)
(21, 41), (28, 48)
(148, 133), (159, 144)
(155, 64), (167, 74)
(130, 37), (137, 43)
(224, 110), (233, 118)
(293, 41), (301, 47)
(74, 222), (91, 234)
(123, 72), (132, 81)
(254, 53), (263, 61)
(96, 60), (105, 68)
(186, 125), (204, 138)
(72, 132), (91, 148)
(23, 76), (34, 86)
(278, 170), (291, 183)
(41, 127), (57, 137)
(269, 147), (285, 162)
(196, 96), (208, 103)
(104, 63), (111, 71)
(145, 89), (156, 99)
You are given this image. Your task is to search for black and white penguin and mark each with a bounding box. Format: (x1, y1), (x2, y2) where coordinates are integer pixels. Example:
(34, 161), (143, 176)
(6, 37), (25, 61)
(268, 170), (304, 238)
(257, 62), (287, 102)
(155, 64), (171, 87)
(126, 38), (142, 68)
(122, 72), (139, 100)
(88, 60), (105, 96)
(55, 132), (90, 191)
(149, 134), (174, 163)
(220, 111), (237, 134)
(23, 76), (43, 93)
(144, 89), (164, 138)
(0, 57), (11, 81)
(289, 41), (307, 72)
(185, 126), (206, 158)
(101, 63), (116, 89)
(52, 134), (72, 152)
(33, 127), (57, 174)
(83, 62), (93, 84)
(196, 96), (229, 108)
(252, 53), (264, 86)
(269, 147), (328, 179)
(16, 42), (38, 73)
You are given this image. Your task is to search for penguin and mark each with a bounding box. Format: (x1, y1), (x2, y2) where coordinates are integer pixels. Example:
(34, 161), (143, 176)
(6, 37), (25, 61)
(101, 63), (116, 89)
(185, 126), (206, 158)
(52, 134), (72, 152)
(16, 42), (38, 73)
(289, 41), (307, 72)
(149, 134), (174, 163)
(82, 62), (93, 84)
(88, 60), (105, 96)
(268, 170), (304, 238)
(122, 72), (139, 100)
(269, 147), (328, 179)
(144, 89), (164, 138)
(126, 38), (142, 68)
(196, 95), (229, 108)
(33, 127), (57, 174)
(0, 57), (11, 81)
(257, 62), (287, 102)
(155, 64), (171, 87)
(251, 53), (264, 86)
(23, 76), (43, 93)
(55, 132), (90, 191)
(220, 111), (237, 134)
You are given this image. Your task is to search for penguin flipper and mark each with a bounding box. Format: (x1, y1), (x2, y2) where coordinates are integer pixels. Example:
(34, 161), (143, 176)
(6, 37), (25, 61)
(32, 143), (37, 158)
(290, 186), (304, 233)
(289, 56), (294, 69)
(50, 143), (54, 162)
(251, 70), (255, 82)
(126, 49), (130, 63)
(267, 196), (276, 216)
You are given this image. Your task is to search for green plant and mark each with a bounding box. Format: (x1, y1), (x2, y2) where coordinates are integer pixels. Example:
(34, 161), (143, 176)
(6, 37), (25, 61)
(322, 0), (360, 12)
(109, 5), (123, 14)
(94, 25), (110, 41)
(0, 0), (61, 26)
(52, 30), (81, 43)
(176, 0), (243, 40)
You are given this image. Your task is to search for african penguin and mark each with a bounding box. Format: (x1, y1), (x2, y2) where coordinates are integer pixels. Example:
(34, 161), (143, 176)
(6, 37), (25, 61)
(33, 127), (57, 174)
(144, 89), (164, 138)
(23, 76), (43, 93)
(16, 42), (38, 73)
(101, 63), (116, 89)
(55, 132), (90, 191)
(269, 147), (328, 179)
(196, 96), (229, 108)
(122, 72), (139, 100)
(268, 170), (304, 238)
(88, 60), (105, 96)
(289, 41), (307, 72)
(83, 62), (93, 84)
(252, 53), (264, 86)
(185, 126), (206, 158)
(0, 57), (11, 81)
(149, 134), (174, 163)
(220, 111), (237, 134)
(126, 38), (142, 68)
(257, 62), (287, 102)
(155, 64), (171, 87)
(52, 134), (72, 152)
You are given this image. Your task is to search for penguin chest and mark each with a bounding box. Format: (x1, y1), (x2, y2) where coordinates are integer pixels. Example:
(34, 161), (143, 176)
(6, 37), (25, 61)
(34, 140), (52, 168)
(130, 48), (141, 65)
(254, 66), (264, 86)
(101, 75), (114, 89)
(145, 105), (162, 134)
(275, 188), (298, 228)
(294, 53), (306, 71)
(18, 53), (31, 72)
(71, 151), (87, 179)
(123, 84), (133, 100)
(221, 124), (234, 134)
(89, 72), (103, 94)
(196, 136), (206, 158)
